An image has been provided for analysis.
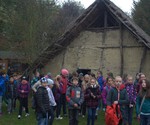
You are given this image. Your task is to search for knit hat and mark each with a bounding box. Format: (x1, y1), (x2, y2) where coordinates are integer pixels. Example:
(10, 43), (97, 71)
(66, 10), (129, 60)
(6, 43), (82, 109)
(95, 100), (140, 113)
(40, 77), (48, 83)
(47, 79), (54, 85)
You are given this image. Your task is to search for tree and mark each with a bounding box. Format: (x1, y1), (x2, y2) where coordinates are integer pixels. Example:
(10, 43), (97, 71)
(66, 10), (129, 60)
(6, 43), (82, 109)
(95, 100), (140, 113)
(132, 0), (150, 35)
(0, 0), (84, 64)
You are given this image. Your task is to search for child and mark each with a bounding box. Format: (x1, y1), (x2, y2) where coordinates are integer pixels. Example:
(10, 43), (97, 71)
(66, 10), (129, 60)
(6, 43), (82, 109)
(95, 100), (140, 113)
(17, 76), (30, 119)
(85, 78), (101, 125)
(101, 77), (114, 111)
(136, 79), (150, 125)
(66, 77), (84, 125)
(35, 77), (50, 125)
(125, 76), (137, 125)
(6, 77), (17, 114)
(81, 74), (90, 117)
(53, 75), (63, 120)
(47, 78), (56, 125)
(106, 76), (129, 125)
(61, 69), (69, 116)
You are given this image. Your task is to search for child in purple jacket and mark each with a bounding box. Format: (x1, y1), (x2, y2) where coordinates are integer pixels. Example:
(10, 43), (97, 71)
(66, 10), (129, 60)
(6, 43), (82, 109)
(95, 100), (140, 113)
(53, 75), (63, 120)
(17, 76), (30, 119)
(125, 75), (137, 125)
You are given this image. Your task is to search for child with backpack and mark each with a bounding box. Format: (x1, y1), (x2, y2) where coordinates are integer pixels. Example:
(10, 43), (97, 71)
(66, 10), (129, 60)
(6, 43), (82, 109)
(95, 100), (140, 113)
(17, 76), (30, 119)
(106, 76), (129, 125)
(85, 78), (101, 125)
(66, 77), (84, 125)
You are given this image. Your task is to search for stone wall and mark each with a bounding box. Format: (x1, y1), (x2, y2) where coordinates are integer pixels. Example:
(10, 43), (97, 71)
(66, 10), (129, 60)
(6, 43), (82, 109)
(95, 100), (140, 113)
(43, 28), (150, 79)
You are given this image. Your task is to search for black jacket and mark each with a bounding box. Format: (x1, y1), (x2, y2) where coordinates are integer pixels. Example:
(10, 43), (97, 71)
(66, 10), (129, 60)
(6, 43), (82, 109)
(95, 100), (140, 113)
(35, 86), (50, 114)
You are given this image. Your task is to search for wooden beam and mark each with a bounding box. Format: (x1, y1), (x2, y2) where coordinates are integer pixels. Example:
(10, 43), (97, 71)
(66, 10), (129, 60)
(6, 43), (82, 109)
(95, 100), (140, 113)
(102, 11), (108, 44)
(119, 23), (124, 76)
(139, 47), (147, 72)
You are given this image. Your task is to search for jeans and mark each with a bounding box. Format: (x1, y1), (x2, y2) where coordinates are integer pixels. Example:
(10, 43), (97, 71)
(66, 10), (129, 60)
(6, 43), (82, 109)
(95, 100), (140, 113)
(69, 109), (79, 125)
(126, 106), (134, 125)
(0, 96), (2, 113)
(87, 108), (96, 125)
(140, 114), (150, 125)
(7, 98), (15, 112)
(37, 113), (48, 125)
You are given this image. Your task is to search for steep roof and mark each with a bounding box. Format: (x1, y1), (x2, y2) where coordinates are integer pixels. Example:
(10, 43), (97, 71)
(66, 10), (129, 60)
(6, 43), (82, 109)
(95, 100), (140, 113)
(25, 0), (150, 74)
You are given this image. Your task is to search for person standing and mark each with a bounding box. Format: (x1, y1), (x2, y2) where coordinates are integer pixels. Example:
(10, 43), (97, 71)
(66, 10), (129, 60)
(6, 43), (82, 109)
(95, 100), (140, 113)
(136, 79), (150, 125)
(66, 77), (84, 125)
(35, 77), (50, 125)
(106, 76), (129, 125)
(85, 78), (101, 125)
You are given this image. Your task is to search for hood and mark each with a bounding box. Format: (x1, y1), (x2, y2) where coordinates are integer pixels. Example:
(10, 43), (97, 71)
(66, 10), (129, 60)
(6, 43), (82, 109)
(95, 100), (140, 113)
(119, 84), (125, 90)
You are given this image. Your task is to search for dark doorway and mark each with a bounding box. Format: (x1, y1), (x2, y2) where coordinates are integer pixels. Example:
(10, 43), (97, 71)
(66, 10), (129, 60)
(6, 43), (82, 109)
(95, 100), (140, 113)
(77, 69), (91, 76)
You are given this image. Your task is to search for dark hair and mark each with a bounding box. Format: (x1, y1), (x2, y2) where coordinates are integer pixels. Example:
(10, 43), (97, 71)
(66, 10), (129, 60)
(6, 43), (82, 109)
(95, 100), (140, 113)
(106, 77), (113, 83)
(90, 73), (96, 79)
(71, 77), (79, 82)
(139, 80), (150, 98)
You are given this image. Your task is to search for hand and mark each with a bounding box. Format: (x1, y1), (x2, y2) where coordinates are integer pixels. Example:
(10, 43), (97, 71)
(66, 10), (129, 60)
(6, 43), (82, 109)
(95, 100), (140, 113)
(129, 104), (133, 108)
(21, 90), (24, 93)
(137, 114), (140, 121)
(114, 101), (118, 104)
(74, 103), (78, 108)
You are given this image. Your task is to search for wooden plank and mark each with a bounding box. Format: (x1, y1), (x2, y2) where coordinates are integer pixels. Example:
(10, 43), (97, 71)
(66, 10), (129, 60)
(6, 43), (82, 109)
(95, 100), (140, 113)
(139, 47), (147, 72)
(119, 23), (124, 76)
(102, 11), (108, 44)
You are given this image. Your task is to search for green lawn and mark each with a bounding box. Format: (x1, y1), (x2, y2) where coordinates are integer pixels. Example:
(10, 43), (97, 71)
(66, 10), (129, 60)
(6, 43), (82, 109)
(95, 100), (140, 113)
(0, 100), (139, 125)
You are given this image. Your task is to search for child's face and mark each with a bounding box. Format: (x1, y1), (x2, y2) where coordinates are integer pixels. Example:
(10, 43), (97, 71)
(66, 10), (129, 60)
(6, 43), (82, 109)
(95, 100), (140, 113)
(72, 79), (78, 85)
(115, 77), (122, 87)
(127, 77), (133, 84)
(10, 77), (14, 83)
(108, 78), (113, 86)
(84, 76), (89, 82)
(97, 72), (101, 77)
(42, 82), (48, 87)
(91, 79), (96, 85)
(140, 74), (146, 81)
(142, 80), (146, 88)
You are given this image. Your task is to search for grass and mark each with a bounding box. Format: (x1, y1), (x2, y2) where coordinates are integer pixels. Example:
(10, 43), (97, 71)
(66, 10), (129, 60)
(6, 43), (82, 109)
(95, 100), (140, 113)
(0, 99), (139, 125)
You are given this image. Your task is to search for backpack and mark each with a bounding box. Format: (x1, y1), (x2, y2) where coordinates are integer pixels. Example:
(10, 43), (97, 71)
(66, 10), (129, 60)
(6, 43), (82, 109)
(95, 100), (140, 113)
(105, 104), (122, 125)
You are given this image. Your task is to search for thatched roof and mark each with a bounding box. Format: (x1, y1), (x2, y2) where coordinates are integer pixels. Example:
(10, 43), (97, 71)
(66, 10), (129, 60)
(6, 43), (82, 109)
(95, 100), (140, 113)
(25, 0), (150, 74)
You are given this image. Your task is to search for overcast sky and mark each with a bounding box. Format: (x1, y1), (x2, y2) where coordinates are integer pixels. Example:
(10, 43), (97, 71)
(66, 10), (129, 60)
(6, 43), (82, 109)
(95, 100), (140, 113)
(59, 0), (139, 13)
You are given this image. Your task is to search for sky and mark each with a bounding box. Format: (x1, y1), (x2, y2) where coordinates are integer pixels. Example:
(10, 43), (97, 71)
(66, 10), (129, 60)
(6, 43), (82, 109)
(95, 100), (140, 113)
(59, 0), (139, 13)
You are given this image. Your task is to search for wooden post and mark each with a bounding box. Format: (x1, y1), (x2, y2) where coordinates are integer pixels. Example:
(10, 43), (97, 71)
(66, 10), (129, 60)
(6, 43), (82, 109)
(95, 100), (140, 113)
(102, 11), (108, 44)
(119, 23), (124, 76)
(139, 47), (147, 72)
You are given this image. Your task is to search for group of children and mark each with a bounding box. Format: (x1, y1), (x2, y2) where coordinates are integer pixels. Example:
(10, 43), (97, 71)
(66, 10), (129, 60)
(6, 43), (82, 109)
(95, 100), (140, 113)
(0, 69), (150, 125)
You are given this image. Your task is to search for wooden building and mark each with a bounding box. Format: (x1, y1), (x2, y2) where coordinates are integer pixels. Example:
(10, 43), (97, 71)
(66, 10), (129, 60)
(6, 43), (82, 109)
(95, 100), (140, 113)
(27, 0), (150, 78)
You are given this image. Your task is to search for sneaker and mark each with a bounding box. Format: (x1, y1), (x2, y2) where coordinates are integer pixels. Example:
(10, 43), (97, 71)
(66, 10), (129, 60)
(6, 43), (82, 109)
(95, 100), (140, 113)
(18, 115), (21, 119)
(8, 112), (11, 114)
(82, 115), (85, 118)
(25, 113), (29, 117)
(55, 116), (63, 120)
